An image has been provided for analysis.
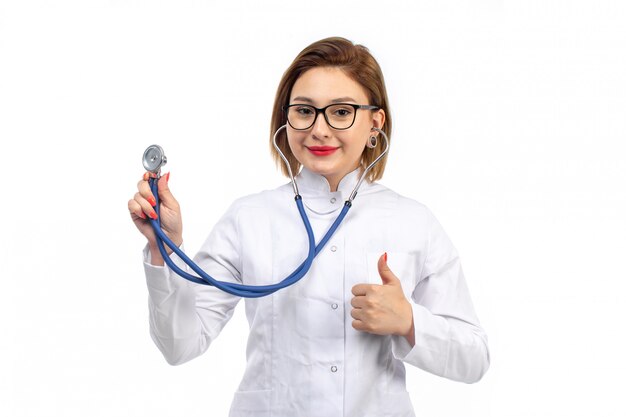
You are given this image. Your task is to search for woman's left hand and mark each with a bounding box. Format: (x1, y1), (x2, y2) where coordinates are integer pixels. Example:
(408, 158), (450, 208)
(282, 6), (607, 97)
(351, 253), (415, 344)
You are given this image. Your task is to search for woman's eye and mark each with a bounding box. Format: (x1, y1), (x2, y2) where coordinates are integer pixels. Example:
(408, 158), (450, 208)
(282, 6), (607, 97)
(333, 108), (352, 117)
(296, 107), (314, 115)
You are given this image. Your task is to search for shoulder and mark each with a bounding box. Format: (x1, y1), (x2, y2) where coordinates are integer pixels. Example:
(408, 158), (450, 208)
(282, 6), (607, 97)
(373, 182), (458, 258)
(223, 181), (293, 213)
(366, 181), (435, 222)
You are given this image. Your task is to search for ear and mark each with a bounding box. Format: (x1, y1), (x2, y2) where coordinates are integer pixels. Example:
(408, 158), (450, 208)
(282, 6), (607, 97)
(371, 108), (386, 135)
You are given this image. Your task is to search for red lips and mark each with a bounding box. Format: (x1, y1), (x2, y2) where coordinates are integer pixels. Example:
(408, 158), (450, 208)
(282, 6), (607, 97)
(308, 146), (337, 151)
(307, 146), (338, 156)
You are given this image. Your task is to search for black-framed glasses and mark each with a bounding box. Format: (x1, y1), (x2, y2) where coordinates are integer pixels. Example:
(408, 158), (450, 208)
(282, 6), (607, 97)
(282, 103), (380, 130)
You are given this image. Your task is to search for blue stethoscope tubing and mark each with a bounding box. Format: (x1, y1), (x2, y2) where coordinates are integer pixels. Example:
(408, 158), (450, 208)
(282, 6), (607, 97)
(147, 124), (389, 298)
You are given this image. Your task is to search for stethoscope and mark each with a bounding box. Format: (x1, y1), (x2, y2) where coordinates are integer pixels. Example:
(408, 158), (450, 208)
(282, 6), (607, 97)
(142, 124), (389, 298)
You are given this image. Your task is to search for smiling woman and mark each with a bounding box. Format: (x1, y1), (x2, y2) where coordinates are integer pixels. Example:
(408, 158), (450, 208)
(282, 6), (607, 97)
(270, 37), (393, 187)
(284, 66), (385, 190)
(128, 36), (490, 417)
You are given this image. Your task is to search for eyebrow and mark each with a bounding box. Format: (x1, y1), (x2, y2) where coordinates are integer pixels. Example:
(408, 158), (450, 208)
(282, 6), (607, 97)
(292, 96), (357, 104)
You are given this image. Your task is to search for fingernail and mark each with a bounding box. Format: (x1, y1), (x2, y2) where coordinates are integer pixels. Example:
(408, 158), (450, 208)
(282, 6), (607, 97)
(384, 252), (388, 262)
(149, 211), (158, 220)
(166, 172), (170, 183)
(148, 196), (156, 207)
(139, 211), (147, 220)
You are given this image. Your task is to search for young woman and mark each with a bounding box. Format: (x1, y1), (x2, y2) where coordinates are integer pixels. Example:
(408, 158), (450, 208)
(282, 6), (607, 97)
(128, 36), (490, 417)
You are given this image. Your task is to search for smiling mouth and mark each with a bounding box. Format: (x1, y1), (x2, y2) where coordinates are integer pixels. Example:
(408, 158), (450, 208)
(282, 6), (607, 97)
(308, 146), (337, 152)
(307, 146), (339, 156)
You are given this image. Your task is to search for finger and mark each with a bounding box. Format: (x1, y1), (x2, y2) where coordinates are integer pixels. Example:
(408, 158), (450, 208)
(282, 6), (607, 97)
(352, 319), (366, 332)
(351, 283), (370, 296)
(133, 192), (158, 220)
(350, 308), (364, 321)
(128, 199), (147, 220)
(351, 296), (366, 308)
(137, 178), (157, 207)
(377, 252), (400, 285)
(155, 172), (178, 208)
(143, 171), (158, 181)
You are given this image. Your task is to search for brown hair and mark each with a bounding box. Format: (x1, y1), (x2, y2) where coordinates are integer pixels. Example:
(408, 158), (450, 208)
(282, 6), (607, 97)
(269, 36), (392, 182)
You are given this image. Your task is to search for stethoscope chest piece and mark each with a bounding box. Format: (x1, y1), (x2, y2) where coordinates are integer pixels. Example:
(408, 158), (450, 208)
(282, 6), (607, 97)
(142, 144), (167, 175)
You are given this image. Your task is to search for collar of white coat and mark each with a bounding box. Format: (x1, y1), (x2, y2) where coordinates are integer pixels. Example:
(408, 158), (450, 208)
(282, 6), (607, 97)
(295, 166), (373, 215)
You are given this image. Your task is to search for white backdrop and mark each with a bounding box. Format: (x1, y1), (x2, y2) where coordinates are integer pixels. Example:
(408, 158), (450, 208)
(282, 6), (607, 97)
(1, 1), (625, 416)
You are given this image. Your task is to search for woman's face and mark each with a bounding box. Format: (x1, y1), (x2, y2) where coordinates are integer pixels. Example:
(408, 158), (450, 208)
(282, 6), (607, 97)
(286, 66), (385, 191)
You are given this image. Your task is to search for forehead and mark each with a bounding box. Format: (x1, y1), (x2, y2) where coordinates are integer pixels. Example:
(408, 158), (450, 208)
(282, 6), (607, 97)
(290, 67), (369, 104)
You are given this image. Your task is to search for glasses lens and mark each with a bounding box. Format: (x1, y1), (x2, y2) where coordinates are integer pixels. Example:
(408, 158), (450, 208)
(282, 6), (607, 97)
(287, 105), (316, 130)
(286, 104), (357, 130)
(325, 104), (356, 129)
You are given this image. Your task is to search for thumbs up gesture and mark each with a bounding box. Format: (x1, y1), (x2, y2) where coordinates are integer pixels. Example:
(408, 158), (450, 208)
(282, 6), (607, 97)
(351, 253), (415, 343)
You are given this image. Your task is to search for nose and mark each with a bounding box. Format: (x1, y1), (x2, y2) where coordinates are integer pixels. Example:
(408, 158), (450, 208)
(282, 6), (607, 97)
(310, 110), (332, 139)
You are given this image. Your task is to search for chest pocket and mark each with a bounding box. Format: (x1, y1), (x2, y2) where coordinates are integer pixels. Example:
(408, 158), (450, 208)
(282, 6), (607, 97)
(365, 251), (418, 300)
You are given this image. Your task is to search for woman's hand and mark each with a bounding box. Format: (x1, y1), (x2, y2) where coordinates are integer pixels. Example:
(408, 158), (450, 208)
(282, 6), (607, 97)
(128, 172), (183, 264)
(351, 253), (415, 346)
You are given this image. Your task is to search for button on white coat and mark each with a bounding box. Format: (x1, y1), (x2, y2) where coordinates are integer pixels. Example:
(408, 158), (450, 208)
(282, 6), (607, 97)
(330, 245), (337, 252)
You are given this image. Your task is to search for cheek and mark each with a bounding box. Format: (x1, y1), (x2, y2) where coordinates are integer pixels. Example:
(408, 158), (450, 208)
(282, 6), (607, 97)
(286, 133), (306, 156)
(360, 115), (376, 137)
(345, 132), (368, 154)
(286, 128), (305, 142)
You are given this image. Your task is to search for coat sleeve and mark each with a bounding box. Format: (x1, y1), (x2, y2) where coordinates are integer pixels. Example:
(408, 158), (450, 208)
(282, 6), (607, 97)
(142, 200), (243, 366)
(390, 208), (490, 383)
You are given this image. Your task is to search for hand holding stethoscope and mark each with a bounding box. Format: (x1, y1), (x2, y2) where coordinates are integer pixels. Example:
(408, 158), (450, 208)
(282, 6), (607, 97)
(128, 169), (182, 264)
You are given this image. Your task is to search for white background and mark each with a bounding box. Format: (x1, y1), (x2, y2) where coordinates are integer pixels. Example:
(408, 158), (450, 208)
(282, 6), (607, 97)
(1, 0), (625, 416)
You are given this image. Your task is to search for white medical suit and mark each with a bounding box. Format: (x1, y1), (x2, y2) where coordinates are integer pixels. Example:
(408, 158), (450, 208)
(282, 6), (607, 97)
(142, 167), (490, 417)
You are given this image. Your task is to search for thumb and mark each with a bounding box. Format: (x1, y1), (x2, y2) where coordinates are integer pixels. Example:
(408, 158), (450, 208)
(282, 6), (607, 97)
(378, 252), (399, 285)
(156, 172), (176, 205)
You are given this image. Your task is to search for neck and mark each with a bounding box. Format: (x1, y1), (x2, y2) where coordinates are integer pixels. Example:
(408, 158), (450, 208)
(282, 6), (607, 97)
(325, 177), (340, 192)
(322, 165), (363, 193)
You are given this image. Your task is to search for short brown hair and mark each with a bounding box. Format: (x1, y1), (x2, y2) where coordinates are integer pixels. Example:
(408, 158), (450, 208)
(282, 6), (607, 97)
(270, 36), (392, 182)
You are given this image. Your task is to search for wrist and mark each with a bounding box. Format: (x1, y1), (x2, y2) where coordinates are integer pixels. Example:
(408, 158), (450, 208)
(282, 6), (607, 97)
(148, 242), (161, 254)
(150, 236), (182, 254)
(148, 243), (164, 266)
(398, 300), (415, 346)
(403, 318), (415, 347)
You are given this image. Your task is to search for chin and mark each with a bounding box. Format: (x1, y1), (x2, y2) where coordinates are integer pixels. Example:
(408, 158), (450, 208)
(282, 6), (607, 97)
(304, 160), (336, 176)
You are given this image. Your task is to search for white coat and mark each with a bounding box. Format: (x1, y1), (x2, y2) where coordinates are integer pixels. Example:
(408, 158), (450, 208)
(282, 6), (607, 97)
(143, 167), (490, 417)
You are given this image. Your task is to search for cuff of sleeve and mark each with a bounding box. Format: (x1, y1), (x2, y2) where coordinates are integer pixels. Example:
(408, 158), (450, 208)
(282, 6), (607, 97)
(391, 302), (420, 360)
(142, 242), (188, 293)
(390, 302), (449, 375)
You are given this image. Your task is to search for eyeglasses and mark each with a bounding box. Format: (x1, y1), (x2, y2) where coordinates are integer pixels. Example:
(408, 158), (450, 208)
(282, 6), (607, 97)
(282, 103), (380, 130)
